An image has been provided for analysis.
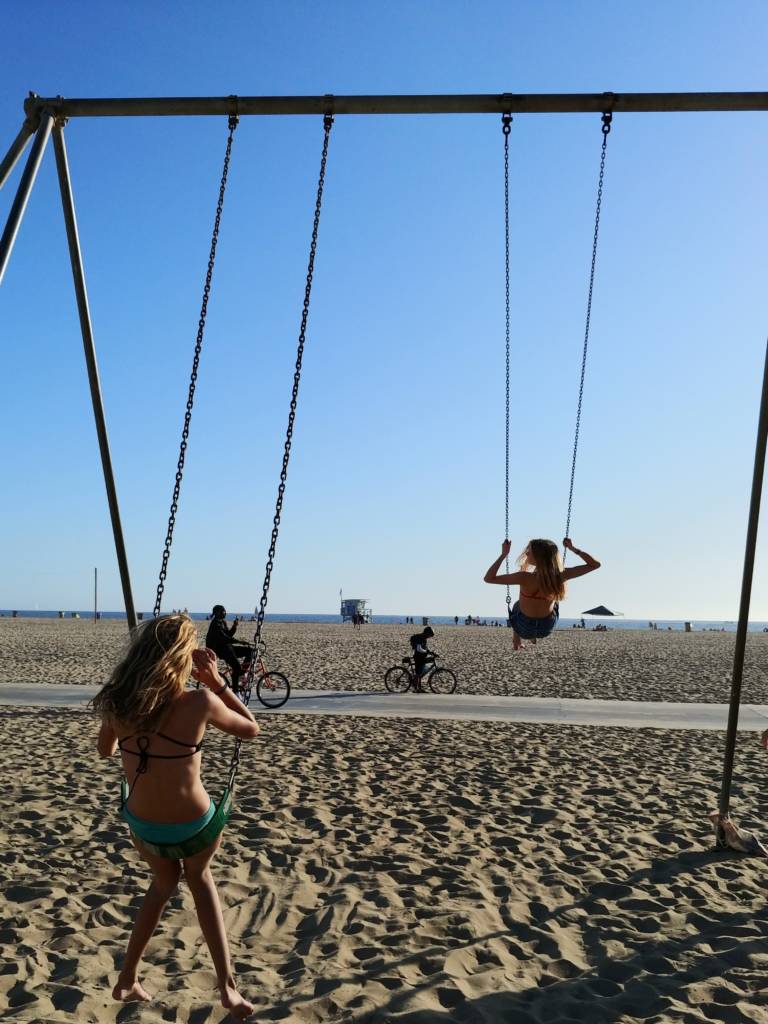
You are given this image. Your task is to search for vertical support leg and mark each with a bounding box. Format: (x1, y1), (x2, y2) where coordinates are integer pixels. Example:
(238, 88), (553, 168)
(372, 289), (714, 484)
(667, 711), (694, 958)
(717, 337), (768, 835)
(0, 110), (53, 286)
(0, 118), (35, 190)
(52, 121), (137, 632)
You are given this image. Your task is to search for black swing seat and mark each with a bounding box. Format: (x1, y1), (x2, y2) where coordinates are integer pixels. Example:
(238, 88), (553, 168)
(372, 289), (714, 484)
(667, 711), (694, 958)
(120, 781), (233, 860)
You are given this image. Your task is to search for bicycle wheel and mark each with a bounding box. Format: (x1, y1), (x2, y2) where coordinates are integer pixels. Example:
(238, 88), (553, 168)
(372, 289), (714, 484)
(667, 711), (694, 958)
(384, 665), (412, 693)
(256, 671), (290, 709)
(428, 667), (457, 694)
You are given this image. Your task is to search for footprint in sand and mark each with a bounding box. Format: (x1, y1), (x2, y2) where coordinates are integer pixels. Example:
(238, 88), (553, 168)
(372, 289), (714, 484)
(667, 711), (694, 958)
(530, 807), (558, 824)
(586, 977), (623, 996)
(436, 986), (465, 1009)
(52, 987), (85, 1012)
(6, 981), (38, 1009)
(352, 945), (380, 962)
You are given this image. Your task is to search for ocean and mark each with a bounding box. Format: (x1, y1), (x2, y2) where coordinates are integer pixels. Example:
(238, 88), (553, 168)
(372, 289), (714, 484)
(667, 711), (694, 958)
(1, 610), (766, 632)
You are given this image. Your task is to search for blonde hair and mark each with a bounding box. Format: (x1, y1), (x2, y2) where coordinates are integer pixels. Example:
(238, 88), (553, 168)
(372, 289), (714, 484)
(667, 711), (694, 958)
(92, 614), (197, 731)
(517, 539), (567, 601)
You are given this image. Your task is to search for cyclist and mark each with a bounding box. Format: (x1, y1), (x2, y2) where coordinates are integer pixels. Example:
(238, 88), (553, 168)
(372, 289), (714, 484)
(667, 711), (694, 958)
(205, 605), (252, 696)
(409, 625), (435, 692)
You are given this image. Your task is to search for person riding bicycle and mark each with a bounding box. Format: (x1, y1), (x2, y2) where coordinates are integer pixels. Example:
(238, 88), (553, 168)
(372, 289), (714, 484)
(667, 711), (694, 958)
(205, 605), (252, 696)
(409, 626), (435, 692)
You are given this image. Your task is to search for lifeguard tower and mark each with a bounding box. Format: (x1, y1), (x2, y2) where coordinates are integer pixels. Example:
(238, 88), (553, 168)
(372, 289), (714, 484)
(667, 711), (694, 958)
(340, 597), (372, 623)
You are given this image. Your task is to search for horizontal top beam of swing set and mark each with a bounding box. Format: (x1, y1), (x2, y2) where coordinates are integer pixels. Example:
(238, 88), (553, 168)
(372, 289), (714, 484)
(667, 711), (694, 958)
(23, 91), (768, 119)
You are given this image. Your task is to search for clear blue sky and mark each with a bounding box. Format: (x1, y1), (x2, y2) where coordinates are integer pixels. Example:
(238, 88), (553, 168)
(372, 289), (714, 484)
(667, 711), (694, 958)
(1, 1), (767, 620)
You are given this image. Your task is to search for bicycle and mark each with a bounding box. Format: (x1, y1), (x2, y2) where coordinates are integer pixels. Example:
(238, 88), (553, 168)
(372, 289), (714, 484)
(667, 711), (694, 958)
(217, 639), (291, 710)
(383, 653), (457, 694)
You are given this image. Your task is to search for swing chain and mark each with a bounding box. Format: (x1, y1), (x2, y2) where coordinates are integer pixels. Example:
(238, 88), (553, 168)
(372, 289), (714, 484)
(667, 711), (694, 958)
(227, 722), (241, 791)
(502, 113), (512, 604)
(563, 110), (612, 564)
(236, 111), (334, 726)
(153, 114), (239, 618)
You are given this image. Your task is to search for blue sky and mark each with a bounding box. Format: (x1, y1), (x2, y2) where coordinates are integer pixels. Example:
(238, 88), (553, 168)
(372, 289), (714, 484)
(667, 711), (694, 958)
(1, 1), (767, 620)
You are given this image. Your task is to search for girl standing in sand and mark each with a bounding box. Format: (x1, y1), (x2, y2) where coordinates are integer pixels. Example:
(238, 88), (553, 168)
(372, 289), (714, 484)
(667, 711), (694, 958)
(93, 614), (259, 1019)
(484, 537), (601, 649)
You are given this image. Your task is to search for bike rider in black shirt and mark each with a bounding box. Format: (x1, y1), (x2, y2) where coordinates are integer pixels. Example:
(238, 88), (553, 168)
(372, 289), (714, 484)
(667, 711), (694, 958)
(205, 605), (252, 696)
(409, 625), (435, 692)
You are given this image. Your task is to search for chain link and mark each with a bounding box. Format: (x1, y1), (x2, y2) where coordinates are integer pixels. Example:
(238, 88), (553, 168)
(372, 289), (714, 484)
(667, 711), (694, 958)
(231, 112), (334, 779)
(153, 114), (239, 618)
(563, 110), (612, 565)
(502, 113), (512, 605)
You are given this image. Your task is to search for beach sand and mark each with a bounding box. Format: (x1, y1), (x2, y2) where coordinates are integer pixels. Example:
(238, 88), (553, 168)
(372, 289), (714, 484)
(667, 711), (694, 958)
(2, 709), (768, 1023)
(2, 621), (768, 1022)
(2, 617), (768, 703)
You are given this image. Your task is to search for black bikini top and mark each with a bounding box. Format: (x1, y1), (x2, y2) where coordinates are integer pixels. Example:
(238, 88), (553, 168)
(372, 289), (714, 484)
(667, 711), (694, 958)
(119, 730), (203, 807)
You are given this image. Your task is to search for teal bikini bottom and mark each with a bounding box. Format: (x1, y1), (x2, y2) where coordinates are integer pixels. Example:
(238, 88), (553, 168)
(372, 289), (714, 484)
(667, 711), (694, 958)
(122, 800), (216, 844)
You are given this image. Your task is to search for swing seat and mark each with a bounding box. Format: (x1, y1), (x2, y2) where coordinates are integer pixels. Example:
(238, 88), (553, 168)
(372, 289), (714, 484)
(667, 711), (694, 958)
(120, 781), (233, 860)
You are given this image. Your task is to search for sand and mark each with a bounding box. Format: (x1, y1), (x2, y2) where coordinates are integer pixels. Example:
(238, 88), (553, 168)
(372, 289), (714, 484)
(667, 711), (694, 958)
(2, 620), (768, 1022)
(2, 617), (768, 703)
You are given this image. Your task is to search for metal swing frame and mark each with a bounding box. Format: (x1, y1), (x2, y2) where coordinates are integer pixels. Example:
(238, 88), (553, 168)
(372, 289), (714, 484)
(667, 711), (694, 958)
(1, 90), (767, 829)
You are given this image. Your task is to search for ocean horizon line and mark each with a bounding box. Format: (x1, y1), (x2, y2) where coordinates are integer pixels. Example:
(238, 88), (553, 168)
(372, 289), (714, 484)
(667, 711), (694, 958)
(1, 610), (766, 632)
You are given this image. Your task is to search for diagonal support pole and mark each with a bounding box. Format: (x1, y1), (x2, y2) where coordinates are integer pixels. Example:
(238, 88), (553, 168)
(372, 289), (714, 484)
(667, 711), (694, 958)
(0, 110), (53, 286)
(717, 337), (768, 838)
(52, 121), (137, 632)
(0, 118), (36, 191)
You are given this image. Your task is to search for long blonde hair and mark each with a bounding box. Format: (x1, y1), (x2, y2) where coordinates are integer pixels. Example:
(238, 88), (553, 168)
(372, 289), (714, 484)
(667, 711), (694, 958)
(517, 539), (567, 601)
(92, 614), (197, 731)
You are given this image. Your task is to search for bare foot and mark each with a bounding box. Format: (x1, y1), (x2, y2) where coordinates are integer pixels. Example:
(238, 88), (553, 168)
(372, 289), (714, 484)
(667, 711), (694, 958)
(512, 636), (523, 651)
(221, 982), (254, 1019)
(112, 979), (151, 1002)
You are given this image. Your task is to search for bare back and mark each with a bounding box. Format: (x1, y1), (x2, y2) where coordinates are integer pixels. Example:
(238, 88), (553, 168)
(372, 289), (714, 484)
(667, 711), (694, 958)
(115, 689), (212, 823)
(518, 573), (559, 618)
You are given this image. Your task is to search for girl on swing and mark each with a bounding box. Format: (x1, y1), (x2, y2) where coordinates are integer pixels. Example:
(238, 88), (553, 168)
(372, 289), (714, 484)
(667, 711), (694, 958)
(484, 537), (601, 649)
(93, 614), (259, 1019)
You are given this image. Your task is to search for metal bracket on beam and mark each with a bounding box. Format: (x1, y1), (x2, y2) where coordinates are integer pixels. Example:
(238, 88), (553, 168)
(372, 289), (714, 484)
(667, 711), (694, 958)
(499, 92), (515, 114)
(23, 90), (61, 123)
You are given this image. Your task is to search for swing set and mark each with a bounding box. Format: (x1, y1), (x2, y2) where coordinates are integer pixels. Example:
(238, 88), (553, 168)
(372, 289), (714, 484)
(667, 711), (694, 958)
(2, 90), (767, 854)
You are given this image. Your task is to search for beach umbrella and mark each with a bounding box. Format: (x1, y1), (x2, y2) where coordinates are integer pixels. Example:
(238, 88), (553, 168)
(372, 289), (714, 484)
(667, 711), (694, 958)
(582, 605), (615, 616)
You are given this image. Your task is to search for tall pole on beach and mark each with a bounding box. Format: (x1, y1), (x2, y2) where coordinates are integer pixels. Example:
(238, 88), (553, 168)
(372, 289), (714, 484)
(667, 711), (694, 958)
(718, 338), (768, 834)
(52, 121), (137, 631)
(94, 567), (97, 622)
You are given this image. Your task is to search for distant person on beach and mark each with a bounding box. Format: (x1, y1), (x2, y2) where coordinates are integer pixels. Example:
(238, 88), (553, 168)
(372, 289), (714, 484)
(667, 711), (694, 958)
(484, 537), (601, 650)
(205, 605), (252, 695)
(93, 614), (259, 1018)
(409, 625), (435, 691)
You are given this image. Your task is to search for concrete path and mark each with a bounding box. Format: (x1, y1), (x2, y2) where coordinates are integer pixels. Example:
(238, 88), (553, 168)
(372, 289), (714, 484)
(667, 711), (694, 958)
(1, 683), (767, 731)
